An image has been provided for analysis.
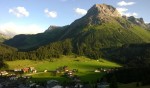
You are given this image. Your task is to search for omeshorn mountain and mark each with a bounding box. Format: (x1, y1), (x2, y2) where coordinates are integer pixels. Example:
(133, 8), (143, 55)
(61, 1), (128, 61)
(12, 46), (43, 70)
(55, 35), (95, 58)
(4, 4), (150, 51)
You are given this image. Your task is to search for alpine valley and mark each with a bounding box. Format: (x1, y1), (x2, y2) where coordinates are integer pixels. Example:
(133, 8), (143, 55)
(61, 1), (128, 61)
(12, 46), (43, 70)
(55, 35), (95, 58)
(1, 4), (150, 88)
(3, 4), (150, 64)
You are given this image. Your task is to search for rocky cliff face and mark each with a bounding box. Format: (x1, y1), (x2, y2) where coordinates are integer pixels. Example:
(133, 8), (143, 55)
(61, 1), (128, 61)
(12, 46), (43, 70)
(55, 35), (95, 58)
(128, 16), (143, 24)
(85, 4), (121, 25)
(87, 4), (121, 17)
(127, 16), (148, 28)
(61, 4), (122, 38)
(71, 4), (121, 26)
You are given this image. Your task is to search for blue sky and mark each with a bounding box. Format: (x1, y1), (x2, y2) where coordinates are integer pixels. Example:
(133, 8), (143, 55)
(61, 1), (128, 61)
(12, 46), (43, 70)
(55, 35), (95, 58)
(0, 0), (150, 36)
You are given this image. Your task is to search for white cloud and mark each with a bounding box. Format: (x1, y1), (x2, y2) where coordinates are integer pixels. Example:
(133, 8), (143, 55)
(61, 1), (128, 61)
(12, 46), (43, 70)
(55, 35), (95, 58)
(0, 22), (44, 36)
(44, 9), (57, 18)
(124, 12), (138, 17)
(117, 8), (128, 15)
(117, 8), (138, 17)
(9, 7), (29, 17)
(145, 21), (150, 24)
(117, 1), (135, 6)
(75, 8), (87, 15)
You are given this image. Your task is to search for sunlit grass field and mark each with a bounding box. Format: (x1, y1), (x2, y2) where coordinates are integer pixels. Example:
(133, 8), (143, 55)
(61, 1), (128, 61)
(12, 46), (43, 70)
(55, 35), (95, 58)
(5, 56), (121, 82)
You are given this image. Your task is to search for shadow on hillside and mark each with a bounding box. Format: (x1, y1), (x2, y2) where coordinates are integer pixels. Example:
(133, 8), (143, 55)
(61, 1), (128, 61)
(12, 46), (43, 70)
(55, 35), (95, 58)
(30, 71), (105, 83)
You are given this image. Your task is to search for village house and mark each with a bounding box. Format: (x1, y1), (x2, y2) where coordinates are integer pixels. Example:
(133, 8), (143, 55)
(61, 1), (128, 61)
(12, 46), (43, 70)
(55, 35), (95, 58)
(29, 67), (35, 72)
(14, 69), (22, 72)
(44, 70), (47, 72)
(97, 82), (109, 88)
(9, 75), (18, 80)
(46, 80), (62, 88)
(74, 83), (83, 88)
(14, 67), (36, 73)
(0, 71), (8, 76)
(63, 66), (69, 72)
(32, 69), (37, 73)
(22, 67), (30, 73)
(94, 69), (101, 73)
(55, 66), (69, 74)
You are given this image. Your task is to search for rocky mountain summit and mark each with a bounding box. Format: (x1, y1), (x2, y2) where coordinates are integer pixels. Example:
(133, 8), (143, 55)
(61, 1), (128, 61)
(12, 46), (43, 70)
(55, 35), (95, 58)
(87, 4), (121, 17)
(71, 4), (121, 27)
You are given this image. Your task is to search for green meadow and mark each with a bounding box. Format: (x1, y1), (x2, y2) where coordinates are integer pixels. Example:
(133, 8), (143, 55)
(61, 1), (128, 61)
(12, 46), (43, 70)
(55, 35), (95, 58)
(5, 56), (121, 82)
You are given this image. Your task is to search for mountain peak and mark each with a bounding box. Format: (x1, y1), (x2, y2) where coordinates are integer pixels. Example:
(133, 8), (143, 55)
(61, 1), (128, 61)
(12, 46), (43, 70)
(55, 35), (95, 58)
(87, 4), (121, 17)
(70, 4), (121, 26)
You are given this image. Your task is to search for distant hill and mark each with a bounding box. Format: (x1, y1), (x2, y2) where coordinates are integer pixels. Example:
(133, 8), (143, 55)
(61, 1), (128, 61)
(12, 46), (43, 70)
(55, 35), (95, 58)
(0, 33), (10, 42)
(0, 34), (5, 42)
(0, 43), (17, 60)
(4, 25), (68, 51)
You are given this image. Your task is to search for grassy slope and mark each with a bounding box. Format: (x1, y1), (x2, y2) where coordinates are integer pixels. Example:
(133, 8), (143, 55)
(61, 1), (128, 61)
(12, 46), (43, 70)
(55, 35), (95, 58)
(0, 43), (17, 54)
(75, 22), (150, 51)
(4, 18), (150, 51)
(6, 56), (120, 82)
(6, 56), (120, 71)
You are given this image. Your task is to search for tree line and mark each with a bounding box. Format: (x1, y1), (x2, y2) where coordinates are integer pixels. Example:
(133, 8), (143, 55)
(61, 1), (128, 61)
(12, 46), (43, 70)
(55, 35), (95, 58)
(0, 39), (73, 61)
(105, 67), (150, 87)
(1, 39), (150, 68)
